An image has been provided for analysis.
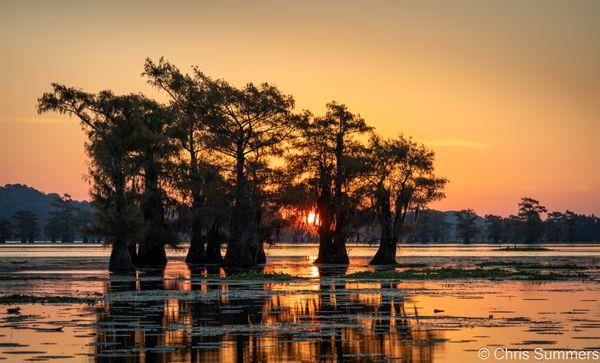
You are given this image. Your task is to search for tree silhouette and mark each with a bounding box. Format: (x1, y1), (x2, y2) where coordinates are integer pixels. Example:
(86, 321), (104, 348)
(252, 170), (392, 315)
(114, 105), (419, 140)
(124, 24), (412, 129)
(408, 210), (451, 242)
(38, 85), (147, 272)
(143, 58), (225, 264)
(484, 215), (503, 243)
(363, 135), (446, 264)
(206, 78), (295, 267)
(517, 197), (547, 243)
(0, 219), (11, 243)
(286, 103), (372, 264)
(129, 97), (177, 267)
(13, 210), (40, 243)
(454, 209), (480, 244)
(45, 194), (80, 242)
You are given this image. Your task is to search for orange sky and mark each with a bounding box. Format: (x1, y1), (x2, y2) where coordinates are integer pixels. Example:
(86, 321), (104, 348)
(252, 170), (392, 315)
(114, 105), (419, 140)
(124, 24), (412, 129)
(1, 0), (598, 216)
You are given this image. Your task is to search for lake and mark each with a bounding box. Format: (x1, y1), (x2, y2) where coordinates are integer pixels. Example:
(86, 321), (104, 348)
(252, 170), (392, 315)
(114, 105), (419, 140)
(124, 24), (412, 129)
(0, 243), (599, 362)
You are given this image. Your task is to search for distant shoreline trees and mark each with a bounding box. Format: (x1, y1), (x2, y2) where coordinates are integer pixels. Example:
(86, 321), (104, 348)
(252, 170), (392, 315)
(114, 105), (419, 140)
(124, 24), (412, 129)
(454, 209), (480, 244)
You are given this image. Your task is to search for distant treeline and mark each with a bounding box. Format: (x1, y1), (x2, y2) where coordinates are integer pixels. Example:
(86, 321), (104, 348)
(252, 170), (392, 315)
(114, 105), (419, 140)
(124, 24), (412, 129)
(410, 197), (599, 244)
(1, 185), (596, 246)
(0, 189), (96, 244)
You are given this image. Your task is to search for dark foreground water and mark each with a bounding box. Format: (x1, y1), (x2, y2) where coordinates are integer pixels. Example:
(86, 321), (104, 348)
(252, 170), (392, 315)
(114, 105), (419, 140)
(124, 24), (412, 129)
(0, 244), (599, 362)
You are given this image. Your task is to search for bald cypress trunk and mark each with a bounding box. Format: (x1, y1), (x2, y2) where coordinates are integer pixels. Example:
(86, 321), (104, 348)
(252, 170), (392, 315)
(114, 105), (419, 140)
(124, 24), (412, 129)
(128, 241), (138, 266)
(109, 165), (135, 273)
(137, 162), (167, 267)
(370, 185), (397, 265)
(205, 221), (224, 263)
(315, 175), (335, 263)
(186, 220), (224, 264)
(109, 241), (135, 273)
(331, 201), (350, 264)
(224, 143), (259, 267)
(185, 190), (207, 264)
(317, 132), (350, 264)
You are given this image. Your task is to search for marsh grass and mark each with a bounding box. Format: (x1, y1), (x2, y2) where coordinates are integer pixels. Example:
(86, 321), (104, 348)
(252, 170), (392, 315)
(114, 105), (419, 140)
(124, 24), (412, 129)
(343, 268), (573, 281)
(0, 294), (100, 305)
(476, 261), (582, 270)
(497, 246), (552, 252)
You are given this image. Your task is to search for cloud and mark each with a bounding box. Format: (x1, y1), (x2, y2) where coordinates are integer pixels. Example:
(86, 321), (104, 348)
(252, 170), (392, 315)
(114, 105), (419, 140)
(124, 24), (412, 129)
(576, 185), (598, 191)
(0, 117), (68, 124)
(425, 139), (487, 149)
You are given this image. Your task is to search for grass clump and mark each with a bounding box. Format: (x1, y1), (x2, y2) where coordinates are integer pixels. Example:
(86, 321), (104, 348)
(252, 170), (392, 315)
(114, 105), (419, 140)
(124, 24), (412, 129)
(0, 294), (99, 305)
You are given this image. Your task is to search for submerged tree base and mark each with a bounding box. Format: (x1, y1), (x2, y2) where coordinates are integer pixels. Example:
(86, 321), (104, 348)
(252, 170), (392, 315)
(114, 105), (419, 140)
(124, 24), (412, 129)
(369, 241), (398, 265)
(185, 250), (223, 265)
(314, 243), (350, 264)
(137, 244), (168, 267)
(108, 244), (135, 273)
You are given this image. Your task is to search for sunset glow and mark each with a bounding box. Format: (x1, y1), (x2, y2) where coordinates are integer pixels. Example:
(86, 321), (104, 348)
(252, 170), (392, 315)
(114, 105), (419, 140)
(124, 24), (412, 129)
(0, 1), (599, 216)
(1, 2), (599, 361)
(307, 211), (318, 226)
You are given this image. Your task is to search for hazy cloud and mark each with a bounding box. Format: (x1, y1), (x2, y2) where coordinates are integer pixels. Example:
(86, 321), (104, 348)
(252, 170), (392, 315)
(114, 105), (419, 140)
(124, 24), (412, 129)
(425, 139), (487, 149)
(576, 185), (598, 191)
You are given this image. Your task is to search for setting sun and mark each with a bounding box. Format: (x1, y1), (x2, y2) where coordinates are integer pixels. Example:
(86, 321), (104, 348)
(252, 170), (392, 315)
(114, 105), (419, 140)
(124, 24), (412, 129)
(307, 211), (318, 225)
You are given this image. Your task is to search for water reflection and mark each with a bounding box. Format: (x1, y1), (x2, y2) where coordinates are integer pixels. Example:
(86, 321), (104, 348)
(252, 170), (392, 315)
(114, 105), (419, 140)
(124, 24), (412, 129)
(95, 264), (445, 362)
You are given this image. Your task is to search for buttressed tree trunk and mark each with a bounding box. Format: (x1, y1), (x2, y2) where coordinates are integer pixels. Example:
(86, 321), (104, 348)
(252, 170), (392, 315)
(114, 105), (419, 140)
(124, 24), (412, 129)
(315, 176), (334, 263)
(186, 219), (224, 264)
(370, 185), (396, 265)
(224, 147), (261, 267)
(109, 175), (135, 273)
(331, 197), (350, 264)
(185, 189), (207, 264)
(320, 132), (350, 264)
(128, 241), (138, 266)
(110, 241), (135, 273)
(205, 220), (224, 263)
(137, 165), (168, 267)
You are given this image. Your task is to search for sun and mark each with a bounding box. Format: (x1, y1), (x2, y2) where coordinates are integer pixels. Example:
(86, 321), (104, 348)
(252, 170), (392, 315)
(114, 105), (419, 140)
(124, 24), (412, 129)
(307, 211), (318, 225)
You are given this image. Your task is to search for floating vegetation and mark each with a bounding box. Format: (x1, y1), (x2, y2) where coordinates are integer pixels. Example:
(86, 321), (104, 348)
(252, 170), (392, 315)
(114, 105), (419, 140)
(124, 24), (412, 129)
(393, 263), (429, 268)
(0, 294), (99, 305)
(497, 246), (552, 251)
(342, 268), (573, 281)
(476, 261), (582, 270)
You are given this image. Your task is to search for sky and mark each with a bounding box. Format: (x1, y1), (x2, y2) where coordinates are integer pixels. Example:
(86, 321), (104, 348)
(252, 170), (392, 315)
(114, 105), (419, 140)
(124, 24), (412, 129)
(0, 0), (599, 216)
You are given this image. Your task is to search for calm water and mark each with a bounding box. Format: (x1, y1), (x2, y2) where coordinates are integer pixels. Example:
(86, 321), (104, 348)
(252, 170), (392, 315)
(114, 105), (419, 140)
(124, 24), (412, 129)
(0, 244), (599, 362)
